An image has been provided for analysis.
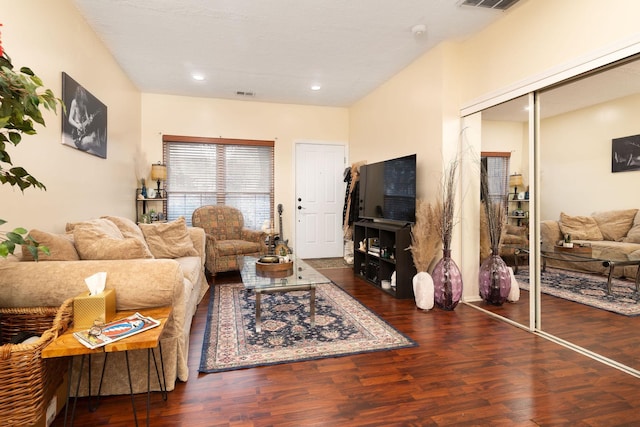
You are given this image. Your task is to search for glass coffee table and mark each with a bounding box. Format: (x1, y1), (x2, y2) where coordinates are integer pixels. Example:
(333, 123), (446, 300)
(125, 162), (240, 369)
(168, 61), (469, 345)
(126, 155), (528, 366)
(512, 246), (640, 294)
(238, 256), (332, 332)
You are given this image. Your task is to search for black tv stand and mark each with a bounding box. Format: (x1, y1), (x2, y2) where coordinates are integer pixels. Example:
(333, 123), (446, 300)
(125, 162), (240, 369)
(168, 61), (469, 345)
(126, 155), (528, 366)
(353, 220), (416, 299)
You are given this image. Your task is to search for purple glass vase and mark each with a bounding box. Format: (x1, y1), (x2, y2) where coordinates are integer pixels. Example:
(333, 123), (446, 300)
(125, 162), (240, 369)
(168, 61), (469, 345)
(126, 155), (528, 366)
(479, 252), (511, 306)
(432, 249), (463, 310)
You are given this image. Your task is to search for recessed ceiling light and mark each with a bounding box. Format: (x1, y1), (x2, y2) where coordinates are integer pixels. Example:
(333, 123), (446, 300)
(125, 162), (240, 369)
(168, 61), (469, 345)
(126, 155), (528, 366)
(192, 73), (205, 81)
(311, 84), (322, 91)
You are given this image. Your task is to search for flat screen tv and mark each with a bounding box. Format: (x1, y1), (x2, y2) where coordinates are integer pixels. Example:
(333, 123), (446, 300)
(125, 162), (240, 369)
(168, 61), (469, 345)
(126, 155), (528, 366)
(359, 154), (416, 224)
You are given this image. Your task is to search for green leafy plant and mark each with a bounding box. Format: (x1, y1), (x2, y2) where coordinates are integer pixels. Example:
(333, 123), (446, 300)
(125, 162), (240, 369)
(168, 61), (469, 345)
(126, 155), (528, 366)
(0, 25), (62, 258)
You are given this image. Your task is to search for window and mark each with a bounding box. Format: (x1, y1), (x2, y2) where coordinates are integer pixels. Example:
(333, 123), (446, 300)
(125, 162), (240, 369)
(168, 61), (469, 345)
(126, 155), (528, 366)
(162, 135), (274, 228)
(481, 152), (510, 207)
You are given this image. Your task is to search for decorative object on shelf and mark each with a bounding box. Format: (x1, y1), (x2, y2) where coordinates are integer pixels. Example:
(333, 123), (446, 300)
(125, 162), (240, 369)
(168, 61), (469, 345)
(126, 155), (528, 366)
(61, 72), (107, 158)
(0, 28), (62, 259)
(140, 178), (148, 198)
(432, 160), (463, 310)
(509, 173), (523, 200)
(479, 164), (511, 306)
(150, 162), (167, 198)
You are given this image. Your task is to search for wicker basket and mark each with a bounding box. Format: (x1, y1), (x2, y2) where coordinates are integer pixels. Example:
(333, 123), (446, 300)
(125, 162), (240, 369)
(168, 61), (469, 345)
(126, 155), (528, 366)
(0, 298), (73, 426)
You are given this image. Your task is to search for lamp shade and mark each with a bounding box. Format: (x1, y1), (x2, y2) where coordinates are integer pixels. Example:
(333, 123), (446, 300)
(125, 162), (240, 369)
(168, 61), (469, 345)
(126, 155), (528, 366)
(150, 163), (167, 181)
(508, 174), (523, 187)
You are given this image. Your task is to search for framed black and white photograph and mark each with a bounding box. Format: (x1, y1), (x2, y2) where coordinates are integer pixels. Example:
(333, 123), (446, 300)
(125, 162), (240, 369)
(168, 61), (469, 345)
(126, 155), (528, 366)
(612, 134), (640, 173)
(61, 72), (107, 159)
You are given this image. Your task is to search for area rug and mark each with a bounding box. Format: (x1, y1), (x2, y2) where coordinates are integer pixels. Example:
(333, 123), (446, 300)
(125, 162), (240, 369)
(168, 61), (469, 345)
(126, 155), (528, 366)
(303, 257), (352, 269)
(199, 282), (417, 373)
(516, 267), (640, 316)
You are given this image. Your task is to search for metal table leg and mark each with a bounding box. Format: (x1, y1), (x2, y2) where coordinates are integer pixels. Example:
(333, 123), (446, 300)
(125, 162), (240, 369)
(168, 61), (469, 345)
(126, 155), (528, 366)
(255, 291), (262, 332)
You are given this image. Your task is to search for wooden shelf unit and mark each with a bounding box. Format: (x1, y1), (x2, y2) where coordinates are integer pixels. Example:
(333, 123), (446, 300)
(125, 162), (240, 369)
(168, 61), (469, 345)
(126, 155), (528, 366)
(507, 196), (529, 227)
(135, 188), (167, 223)
(353, 220), (416, 299)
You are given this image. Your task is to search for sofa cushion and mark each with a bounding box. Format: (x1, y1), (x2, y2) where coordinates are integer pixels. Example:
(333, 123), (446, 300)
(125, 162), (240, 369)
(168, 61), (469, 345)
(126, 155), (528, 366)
(623, 210), (640, 244)
(73, 218), (154, 260)
(592, 209), (638, 242)
(559, 212), (603, 241)
(21, 229), (79, 261)
(139, 217), (199, 259)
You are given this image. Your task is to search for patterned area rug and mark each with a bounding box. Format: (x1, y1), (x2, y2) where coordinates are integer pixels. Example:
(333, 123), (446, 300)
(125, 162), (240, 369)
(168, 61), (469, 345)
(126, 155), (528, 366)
(199, 282), (416, 373)
(516, 267), (640, 316)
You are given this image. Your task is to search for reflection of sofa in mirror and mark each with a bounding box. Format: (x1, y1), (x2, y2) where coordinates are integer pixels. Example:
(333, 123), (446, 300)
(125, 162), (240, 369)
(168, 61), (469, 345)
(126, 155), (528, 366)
(540, 209), (640, 277)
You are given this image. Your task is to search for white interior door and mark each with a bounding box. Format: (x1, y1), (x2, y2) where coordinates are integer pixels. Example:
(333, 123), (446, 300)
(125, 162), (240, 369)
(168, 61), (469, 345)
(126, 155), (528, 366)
(295, 143), (346, 259)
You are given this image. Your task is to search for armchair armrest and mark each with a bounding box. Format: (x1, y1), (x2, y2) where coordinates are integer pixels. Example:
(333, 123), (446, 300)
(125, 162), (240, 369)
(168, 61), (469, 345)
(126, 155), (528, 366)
(241, 229), (267, 244)
(541, 220), (562, 251)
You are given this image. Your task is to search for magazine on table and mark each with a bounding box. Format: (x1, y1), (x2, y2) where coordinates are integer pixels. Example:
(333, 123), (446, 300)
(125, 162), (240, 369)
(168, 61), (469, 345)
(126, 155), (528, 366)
(73, 312), (161, 349)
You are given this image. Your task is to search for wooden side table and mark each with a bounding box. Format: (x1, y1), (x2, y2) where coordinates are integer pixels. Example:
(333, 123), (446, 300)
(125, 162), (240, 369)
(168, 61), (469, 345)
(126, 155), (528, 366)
(42, 306), (172, 427)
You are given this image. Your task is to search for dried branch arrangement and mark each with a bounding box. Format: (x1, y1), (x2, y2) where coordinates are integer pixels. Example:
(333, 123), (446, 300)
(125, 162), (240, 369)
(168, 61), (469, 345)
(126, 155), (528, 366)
(480, 165), (506, 252)
(410, 199), (441, 272)
(435, 159), (459, 252)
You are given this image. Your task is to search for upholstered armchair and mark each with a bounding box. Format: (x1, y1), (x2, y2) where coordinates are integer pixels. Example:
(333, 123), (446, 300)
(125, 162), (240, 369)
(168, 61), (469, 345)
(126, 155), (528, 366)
(192, 205), (268, 275)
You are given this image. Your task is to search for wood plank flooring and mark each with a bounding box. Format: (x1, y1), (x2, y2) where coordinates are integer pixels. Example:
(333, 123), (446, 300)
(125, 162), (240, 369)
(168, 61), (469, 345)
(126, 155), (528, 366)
(52, 268), (640, 426)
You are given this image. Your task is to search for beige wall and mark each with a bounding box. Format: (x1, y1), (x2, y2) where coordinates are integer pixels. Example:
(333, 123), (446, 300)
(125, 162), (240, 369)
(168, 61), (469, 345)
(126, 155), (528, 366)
(349, 44), (453, 202)
(348, 0), (640, 299)
(540, 93), (640, 219)
(140, 94), (349, 240)
(1, 0), (141, 233)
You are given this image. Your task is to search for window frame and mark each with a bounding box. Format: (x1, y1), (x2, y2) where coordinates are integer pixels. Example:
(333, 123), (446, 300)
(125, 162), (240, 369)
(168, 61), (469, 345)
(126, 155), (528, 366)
(162, 135), (275, 228)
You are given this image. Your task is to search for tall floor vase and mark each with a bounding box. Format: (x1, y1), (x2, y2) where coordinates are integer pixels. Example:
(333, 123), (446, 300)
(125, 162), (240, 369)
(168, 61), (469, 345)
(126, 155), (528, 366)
(432, 250), (463, 310)
(478, 251), (511, 306)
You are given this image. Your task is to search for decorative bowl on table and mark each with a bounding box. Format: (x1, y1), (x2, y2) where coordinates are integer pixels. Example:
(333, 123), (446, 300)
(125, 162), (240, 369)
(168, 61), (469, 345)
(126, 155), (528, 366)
(256, 256), (294, 277)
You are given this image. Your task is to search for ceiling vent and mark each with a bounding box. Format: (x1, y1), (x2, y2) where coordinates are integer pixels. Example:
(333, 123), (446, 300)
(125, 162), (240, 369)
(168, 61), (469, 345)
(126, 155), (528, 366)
(236, 90), (255, 97)
(459, 0), (521, 10)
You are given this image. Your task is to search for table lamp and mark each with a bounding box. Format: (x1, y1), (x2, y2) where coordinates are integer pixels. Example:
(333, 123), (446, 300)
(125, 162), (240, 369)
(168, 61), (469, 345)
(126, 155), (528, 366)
(150, 163), (167, 198)
(509, 174), (523, 200)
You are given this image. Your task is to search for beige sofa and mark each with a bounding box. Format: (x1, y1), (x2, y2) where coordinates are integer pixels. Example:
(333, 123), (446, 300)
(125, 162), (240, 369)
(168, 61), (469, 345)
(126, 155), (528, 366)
(0, 216), (208, 396)
(540, 209), (640, 278)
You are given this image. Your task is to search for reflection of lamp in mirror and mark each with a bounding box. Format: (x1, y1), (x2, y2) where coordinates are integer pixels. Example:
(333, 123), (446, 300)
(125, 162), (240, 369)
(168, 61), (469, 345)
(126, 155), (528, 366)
(150, 162), (167, 199)
(509, 174), (523, 200)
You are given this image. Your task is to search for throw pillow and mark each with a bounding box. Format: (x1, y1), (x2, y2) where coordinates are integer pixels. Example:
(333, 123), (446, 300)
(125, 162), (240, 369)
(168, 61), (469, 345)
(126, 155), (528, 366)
(139, 217), (198, 259)
(558, 212), (603, 241)
(20, 230), (79, 261)
(592, 209), (638, 242)
(101, 215), (152, 251)
(73, 218), (154, 260)
(623, 210), (640, 243)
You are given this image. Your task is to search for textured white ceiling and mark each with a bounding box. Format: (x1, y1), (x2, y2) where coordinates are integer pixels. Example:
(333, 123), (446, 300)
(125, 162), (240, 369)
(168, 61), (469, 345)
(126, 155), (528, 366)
(73, 0), (507, 107)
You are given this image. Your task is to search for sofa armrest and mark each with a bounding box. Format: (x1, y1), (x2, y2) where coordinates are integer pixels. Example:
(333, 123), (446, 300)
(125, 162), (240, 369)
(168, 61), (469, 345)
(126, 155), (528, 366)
(0, 258), (185, 312)
(241, 228), (267, 244)
(541, 220), (562, 251)
(188, 226), (206, 265)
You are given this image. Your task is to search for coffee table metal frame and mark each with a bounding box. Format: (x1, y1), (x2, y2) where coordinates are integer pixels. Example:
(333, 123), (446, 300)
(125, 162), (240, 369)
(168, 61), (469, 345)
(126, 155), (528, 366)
(512, 246), (640, 294)
(238, 256), (331, 332)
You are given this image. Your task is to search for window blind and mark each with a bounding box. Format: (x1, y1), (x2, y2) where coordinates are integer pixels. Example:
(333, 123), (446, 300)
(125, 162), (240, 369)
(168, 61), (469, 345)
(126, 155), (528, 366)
(162, 136), (274, 228)
(481, 152), (510, 207)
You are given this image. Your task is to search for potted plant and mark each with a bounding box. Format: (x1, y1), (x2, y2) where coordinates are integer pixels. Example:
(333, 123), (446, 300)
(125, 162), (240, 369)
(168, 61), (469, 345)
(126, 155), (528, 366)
(0, 24), (62, 258)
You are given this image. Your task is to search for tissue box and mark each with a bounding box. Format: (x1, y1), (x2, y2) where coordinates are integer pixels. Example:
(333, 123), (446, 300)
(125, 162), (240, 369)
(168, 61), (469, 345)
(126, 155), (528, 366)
(73, 289), (116, 329)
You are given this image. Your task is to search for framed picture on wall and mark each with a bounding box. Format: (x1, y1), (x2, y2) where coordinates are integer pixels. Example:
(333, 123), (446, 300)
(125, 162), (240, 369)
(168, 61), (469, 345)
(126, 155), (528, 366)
(61, 72), (108, 159)
(612, 134), (640, 173)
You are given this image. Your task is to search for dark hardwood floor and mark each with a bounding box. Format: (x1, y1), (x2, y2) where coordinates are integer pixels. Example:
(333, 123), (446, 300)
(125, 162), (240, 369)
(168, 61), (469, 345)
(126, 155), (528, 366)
(52, 268), (640, 426)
